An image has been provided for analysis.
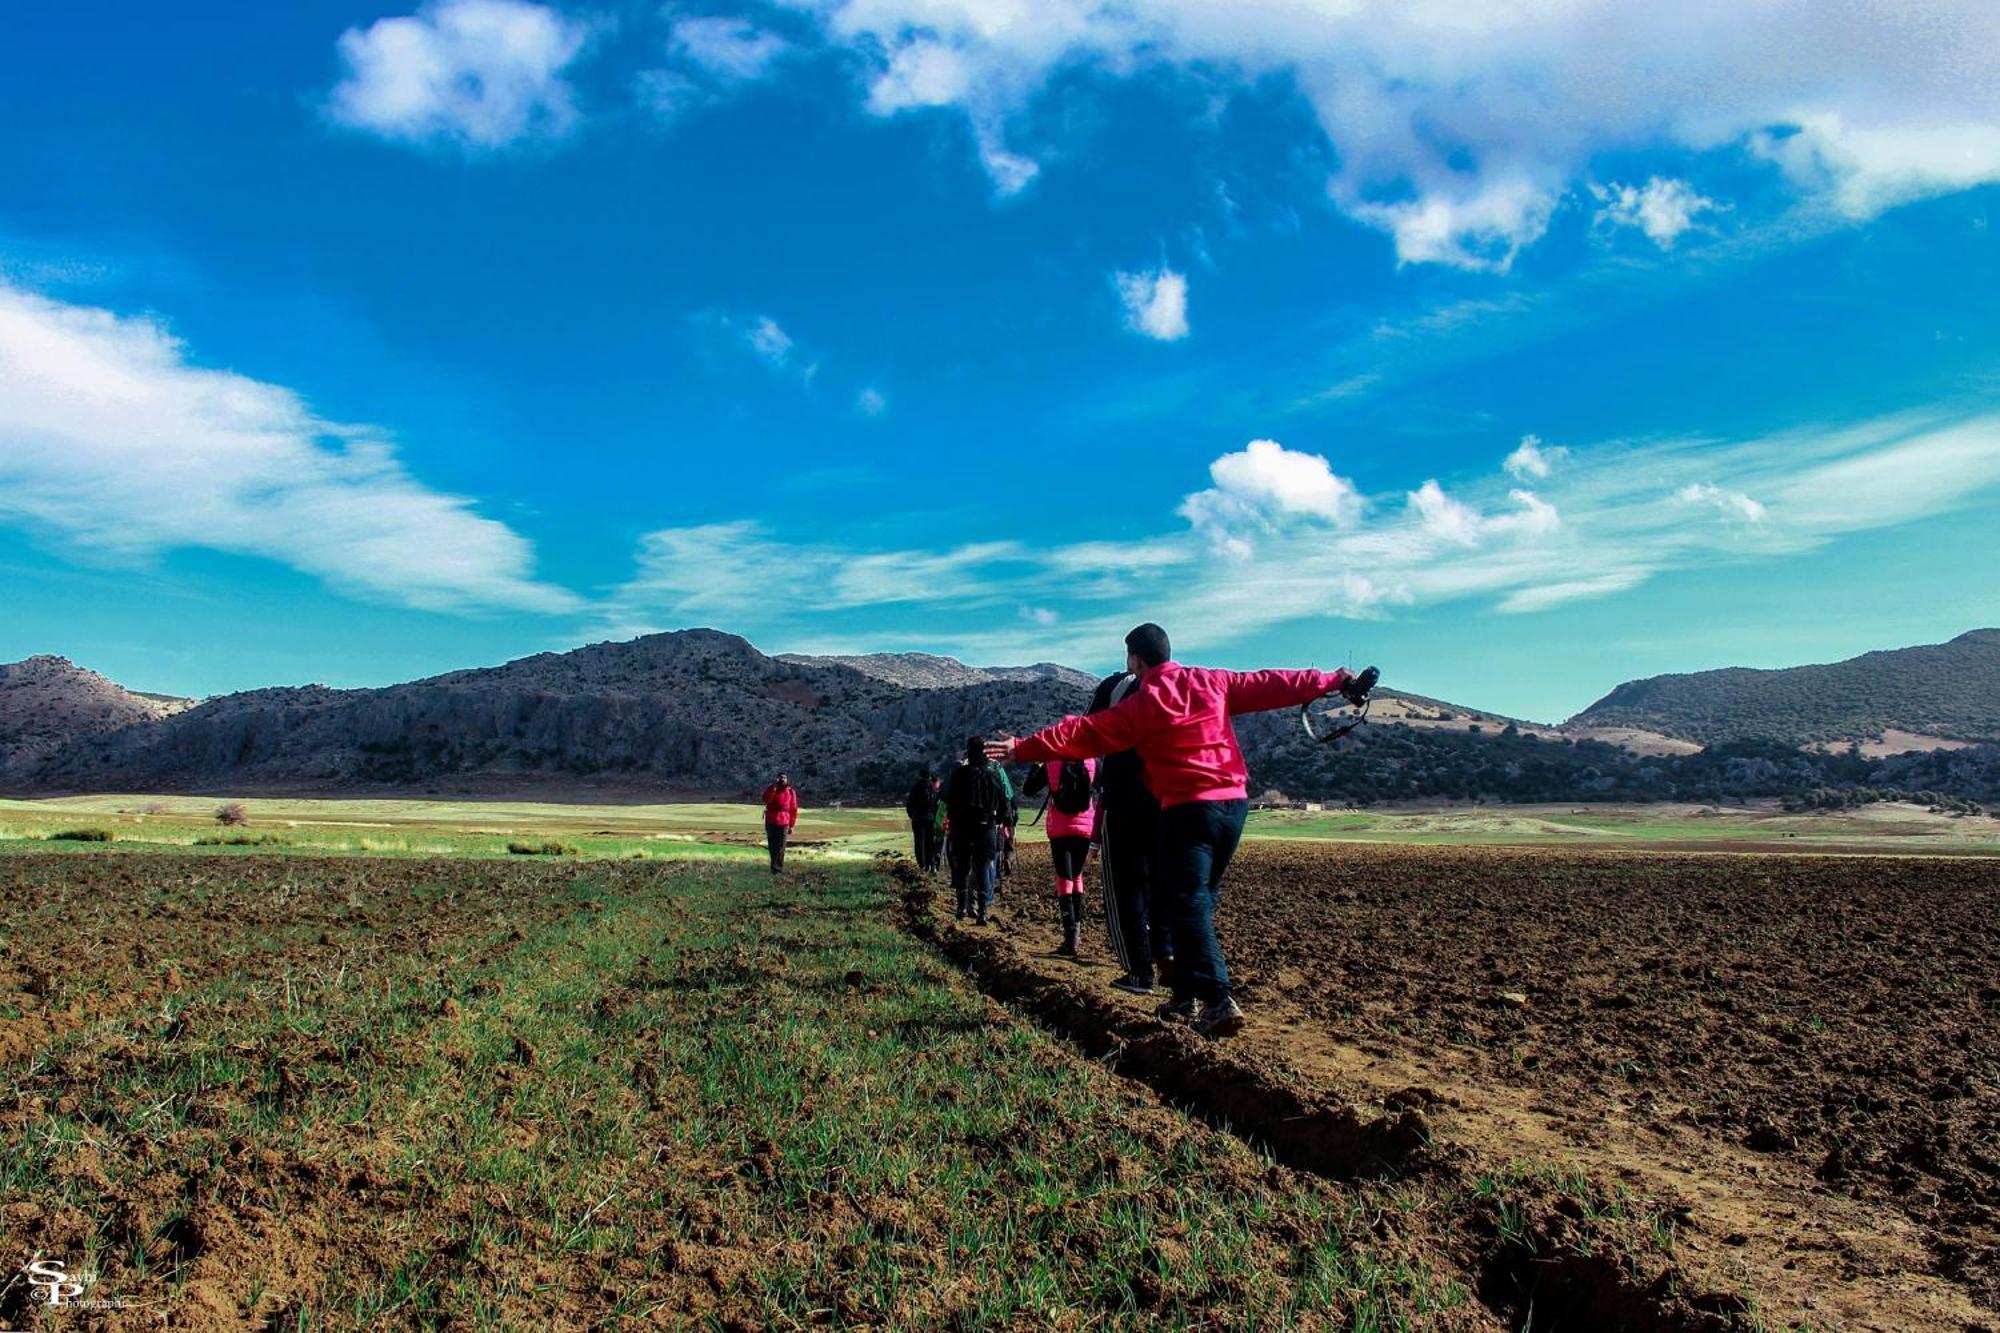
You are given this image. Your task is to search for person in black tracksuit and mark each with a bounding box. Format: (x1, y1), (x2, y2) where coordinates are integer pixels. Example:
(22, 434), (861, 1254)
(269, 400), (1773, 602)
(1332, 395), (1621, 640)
(1090, 670), (1172, 995)
(904, 769), (938, 872)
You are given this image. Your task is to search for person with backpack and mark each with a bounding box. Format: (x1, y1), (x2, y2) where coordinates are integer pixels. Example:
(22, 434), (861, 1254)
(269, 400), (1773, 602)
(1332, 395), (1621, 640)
(1088, 668), (1171, 996)
(944, 737), (1011, 924)
(988, 624), (1376, 1038)
(927, 774), (947, 873)
(904, 769), (938, 871)
(998, 795), (1021, 882)
(1021, 754), (1097, 957)
(761, 773), (799, 876)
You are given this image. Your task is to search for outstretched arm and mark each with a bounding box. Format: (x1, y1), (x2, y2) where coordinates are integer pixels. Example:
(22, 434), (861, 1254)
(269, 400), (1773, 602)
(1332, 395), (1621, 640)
(989, 697), (1157, 764)
(1224, 667), (1353, 715)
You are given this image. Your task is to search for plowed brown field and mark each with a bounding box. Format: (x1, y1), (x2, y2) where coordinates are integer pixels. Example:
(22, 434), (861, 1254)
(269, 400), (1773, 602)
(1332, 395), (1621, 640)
(991, 841), (2000, 1329)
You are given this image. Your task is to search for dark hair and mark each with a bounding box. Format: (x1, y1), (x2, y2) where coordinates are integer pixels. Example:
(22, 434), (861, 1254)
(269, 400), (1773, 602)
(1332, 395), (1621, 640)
(1124, 623), (1171, 668)
(965, 736), (985, 762)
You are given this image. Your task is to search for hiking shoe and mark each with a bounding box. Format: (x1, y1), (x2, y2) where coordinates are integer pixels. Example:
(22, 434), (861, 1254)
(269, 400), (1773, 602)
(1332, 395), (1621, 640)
(1111, 974), (1154, 996)
(1156, 994), (1198, 1024)
(1195, 996), (1245, 1038)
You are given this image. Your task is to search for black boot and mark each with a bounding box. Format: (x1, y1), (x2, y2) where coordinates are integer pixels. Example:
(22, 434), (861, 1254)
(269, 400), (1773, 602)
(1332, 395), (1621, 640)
(1056, 897), (1079, 957)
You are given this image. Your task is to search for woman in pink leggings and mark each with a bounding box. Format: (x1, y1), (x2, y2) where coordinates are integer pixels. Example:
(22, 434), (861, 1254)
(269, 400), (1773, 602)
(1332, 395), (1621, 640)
(1022, 756), (1097, 957)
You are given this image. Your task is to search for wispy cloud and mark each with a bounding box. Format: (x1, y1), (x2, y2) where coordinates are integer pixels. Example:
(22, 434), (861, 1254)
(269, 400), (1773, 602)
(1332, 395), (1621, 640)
(1114, 268), (1189, 342)
(694, 311), (823, 382)
(328, 0), (589, 151)
(670, 16), (791, 82)
(743, 316), (794, 368)
(1593, 178), (1721, 248)
(0, 280), (578, 613)
(600, 409), (2000, 662)
(1675, 483), (1768, 523)
(1503, 434), (1567, 481)
(637, 14), (795, 121)
(772, 0), (2000, 266)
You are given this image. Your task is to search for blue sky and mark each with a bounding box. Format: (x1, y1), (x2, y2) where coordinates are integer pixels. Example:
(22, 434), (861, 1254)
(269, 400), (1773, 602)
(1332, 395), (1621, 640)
(1, 0), (1996, 722)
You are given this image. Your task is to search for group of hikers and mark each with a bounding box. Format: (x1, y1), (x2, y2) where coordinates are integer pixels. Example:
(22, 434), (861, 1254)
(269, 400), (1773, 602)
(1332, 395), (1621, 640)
(775, 622), (1375, 1040)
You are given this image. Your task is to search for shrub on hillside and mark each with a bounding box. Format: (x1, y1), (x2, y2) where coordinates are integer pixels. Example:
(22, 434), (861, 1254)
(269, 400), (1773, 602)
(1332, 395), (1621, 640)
(50, 828), (113, 842)
(215, 802), (249, 827)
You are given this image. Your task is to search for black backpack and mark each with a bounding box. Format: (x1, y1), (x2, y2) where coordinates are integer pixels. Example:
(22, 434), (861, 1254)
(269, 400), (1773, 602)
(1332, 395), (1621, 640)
(1052, 760), (1092, 816)
(953, 761), (1005, 828)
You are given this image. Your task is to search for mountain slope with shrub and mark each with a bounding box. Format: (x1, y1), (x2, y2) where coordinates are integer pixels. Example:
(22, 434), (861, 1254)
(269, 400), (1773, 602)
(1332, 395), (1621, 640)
(1569, 630), (2000, 746)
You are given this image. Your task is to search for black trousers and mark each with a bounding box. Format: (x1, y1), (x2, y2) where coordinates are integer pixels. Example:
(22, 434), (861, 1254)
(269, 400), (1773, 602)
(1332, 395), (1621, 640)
(765, 822), (789, 874)
(1100, 795), (1169, 981)
(910, 816), (934, 869)
(948, 825), (997, 916)
(1159, 799), (1247, 1004)
(1049, 835), (1090, 881)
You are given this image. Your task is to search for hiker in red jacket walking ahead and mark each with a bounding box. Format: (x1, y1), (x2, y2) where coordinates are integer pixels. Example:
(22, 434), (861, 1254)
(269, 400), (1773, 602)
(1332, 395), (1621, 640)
(761, 774), (798, 876)
(988, 623), (1376, 1038)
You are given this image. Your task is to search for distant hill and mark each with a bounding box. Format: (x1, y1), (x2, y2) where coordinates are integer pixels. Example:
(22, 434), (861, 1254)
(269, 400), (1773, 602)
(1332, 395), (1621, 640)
(777, 652), (1097, 692)
(5, 629), (1997, 808)
(8, 632), (1094, 800)
(0, 656), (192, 773)
(1569, 630), (2000, 747)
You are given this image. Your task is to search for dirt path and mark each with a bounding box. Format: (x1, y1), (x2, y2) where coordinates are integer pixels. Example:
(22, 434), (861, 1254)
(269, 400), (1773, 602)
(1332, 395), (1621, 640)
(931, 845), (1999, 1333)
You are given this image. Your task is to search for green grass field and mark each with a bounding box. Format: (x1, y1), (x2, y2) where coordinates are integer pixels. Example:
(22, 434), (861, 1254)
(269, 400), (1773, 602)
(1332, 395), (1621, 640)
(3, 792), (1994, 860)
(0, 802), (1888, 1328)
(1, 851), (1479, 1329)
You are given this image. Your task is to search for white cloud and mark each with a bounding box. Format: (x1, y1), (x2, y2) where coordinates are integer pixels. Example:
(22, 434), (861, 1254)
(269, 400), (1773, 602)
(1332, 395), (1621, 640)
(1409, 481), (1561, 546)
(600, 522), (1035, 636)
(1179, 439), (1360, 554)
(1593, 177), (1719, 248)
(0, 280), (577, 614)
(1408, 480), (1483, 547)
(1676, 482), (1768, 522)
(670, 16), (791, 82)
(1348, 175), (1558, 273)
(1755, 114), (2000, 221)
(1114, 268), (1190, 342)
(1504, 434), (1567, 481)
(633, 67), (699, 119)
(1021, 605), (1060, 627)
(857, 386), (888, 417)
(772, 0), (2000, 265)
(328, 0), (588, 151)
(600, 410), (2000, 666)
(744, 316), (794, 368)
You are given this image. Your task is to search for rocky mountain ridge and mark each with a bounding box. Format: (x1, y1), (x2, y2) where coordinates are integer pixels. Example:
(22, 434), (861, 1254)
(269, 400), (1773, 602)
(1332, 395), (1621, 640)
(0, 656), (192, 773)
(5, 629), (1997, 806)
(1570, 629), (2000, 747)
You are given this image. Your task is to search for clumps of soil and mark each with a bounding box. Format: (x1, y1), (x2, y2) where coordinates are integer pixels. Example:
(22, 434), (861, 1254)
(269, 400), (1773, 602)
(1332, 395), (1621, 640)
(893, 850), (1906, 1333)
(1204, 843), (2000, 1310)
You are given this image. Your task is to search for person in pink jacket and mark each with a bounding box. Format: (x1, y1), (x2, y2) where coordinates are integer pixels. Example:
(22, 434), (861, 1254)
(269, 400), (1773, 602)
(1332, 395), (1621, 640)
(1022, 756), (1097, 957)
(761, 774), (798, 876)
(989, 623), (1375, 1038)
